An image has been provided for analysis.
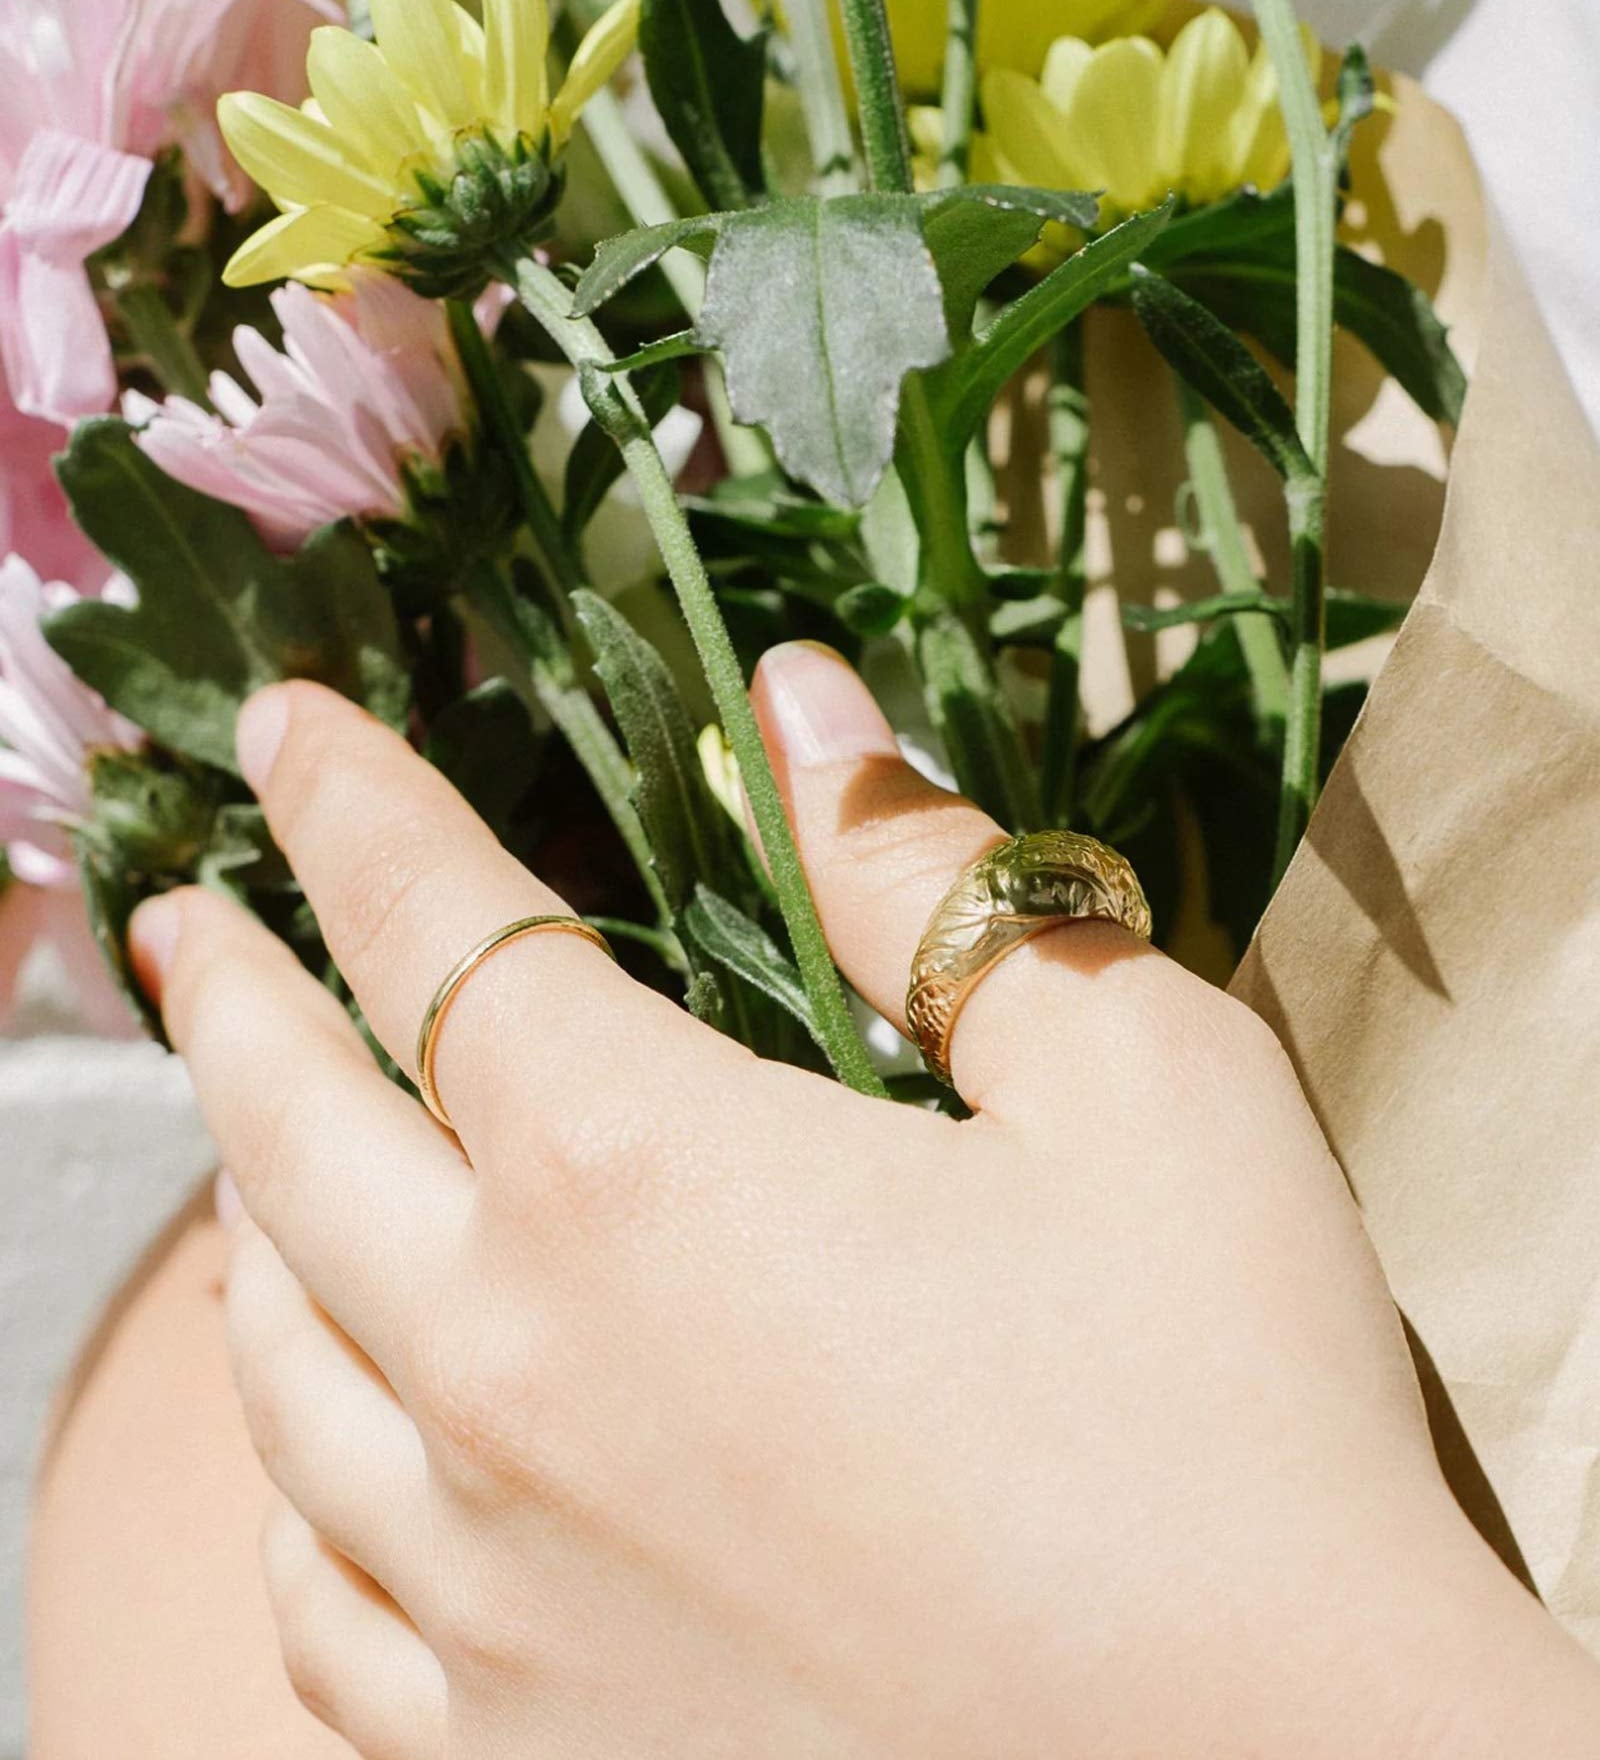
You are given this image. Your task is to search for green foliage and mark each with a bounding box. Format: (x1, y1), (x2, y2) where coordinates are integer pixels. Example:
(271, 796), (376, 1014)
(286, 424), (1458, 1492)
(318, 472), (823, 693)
(917, 185), (1100, 334)
(1129, 267), (1315, 484)
(639, 0), (768, 209)
(696, 195), (951, 506)
(681, 884), (820, 1044)
(50, 420), (409, 772)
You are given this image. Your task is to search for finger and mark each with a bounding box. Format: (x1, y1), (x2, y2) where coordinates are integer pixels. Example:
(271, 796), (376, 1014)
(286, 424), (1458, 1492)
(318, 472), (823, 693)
(750, 642), (1223, 1116)
(228, 1220), (431, 1609)
(262, 1499), (447, 1760)
(231, 680), (717, 1155)
(131, 884), (470, 1374)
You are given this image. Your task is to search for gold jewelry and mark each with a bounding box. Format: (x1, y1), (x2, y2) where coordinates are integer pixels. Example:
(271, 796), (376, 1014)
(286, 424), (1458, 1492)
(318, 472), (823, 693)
(415, 915), (614, 1129)
(906, 831), (1152, 1087)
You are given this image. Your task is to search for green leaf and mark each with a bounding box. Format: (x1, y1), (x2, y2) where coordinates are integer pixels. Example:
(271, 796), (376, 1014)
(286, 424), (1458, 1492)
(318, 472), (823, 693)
(684, 471), (861, 540)
(639, 0), (767, 209)
(563, 359), (682, 540)
(1332, 247), (1466, 425)
(49, 419), (407, 771)
(597, 330), (708, 374)
(681, 883), (820, 1043)
(1139, 184), (1294, 270)
(990, 592), (1071, 645)
(1122, 591), (1288, 633)
(1128, 267), (1315, 483)
(1162, 236), (1468, 426)
(1326, 587), (1408, 647)
(1332, 45), (1377, 169)
(696, 195), (951, 507)
(927, 199), (1174, 448)
(571, 215), (724, 318)
(573, 588), (739, 910)
(834, 579), (906, 636)
(918, 184), (1100, 334)
(422, 679), (540, 842)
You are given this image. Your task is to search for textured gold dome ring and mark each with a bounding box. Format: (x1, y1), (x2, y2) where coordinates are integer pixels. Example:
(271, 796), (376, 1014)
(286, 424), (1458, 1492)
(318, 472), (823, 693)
(906, 831), (1153, 1088)
(416, 915), (615, 1130)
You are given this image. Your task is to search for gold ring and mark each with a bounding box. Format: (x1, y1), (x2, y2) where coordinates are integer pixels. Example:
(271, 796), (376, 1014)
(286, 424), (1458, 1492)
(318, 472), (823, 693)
(415, 915), (615, 1130)
(905, 831), (1152, 1088)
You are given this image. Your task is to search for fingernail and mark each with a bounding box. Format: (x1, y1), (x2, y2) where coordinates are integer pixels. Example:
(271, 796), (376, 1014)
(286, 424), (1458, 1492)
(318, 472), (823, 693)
(236, 686), (291, 796)
(753, 642), (899, 768)
(213, 1169), (245, 1232)
(128, 893), (183, 995)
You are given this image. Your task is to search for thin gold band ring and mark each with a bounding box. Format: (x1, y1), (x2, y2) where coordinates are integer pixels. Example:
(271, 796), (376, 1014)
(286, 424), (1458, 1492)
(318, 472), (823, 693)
(905, 831), (1152, 1089)
(415, 915), (615, 1131)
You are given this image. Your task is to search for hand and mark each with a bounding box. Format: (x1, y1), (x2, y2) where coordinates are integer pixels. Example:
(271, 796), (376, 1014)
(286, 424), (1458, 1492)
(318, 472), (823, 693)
(131, 646), (1600, 1760)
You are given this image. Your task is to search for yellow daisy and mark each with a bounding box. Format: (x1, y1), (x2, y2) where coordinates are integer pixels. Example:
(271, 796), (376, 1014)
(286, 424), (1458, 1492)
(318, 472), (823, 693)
(975, 7), (1319, 225)
(219, 0), (641, 292)
(880, 0), (1170, 97)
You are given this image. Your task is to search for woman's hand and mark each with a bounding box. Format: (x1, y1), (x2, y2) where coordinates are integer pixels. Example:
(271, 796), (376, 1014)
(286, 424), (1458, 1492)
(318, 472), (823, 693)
(131, 645), (1600, 1760)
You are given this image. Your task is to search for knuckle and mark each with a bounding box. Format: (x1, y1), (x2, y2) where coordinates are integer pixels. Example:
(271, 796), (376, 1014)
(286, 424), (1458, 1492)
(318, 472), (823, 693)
(330, 822), (457, 974)
(414, 1312), (547, 1505)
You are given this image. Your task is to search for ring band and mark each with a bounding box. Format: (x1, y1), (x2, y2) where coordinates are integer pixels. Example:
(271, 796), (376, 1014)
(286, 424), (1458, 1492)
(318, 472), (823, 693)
(906, 831), (1152, 1088)
(415, 915), (615, 1130)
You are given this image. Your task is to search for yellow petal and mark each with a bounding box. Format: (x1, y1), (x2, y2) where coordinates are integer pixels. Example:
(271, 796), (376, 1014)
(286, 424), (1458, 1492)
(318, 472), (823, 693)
(221, 205), (386, 288)
(976, 0), (1167, 82)
(370, 0), (477, 130)
(1040, 37), (1092, 111)
(452, 5), (492, 122)
(980, 68), (1082, 190)
(306, 27), (423, 178)
(906, 104), (944, 161)
(548, 0), (641, 146)
(1157, 8), (1249, 204)
(218, 92), (397, 219)
(1066, 38), (1165, 213)
(485, 0), (551, 138)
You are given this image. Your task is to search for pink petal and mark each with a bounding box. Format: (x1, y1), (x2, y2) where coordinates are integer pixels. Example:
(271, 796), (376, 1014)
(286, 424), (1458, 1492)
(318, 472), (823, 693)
(0, 131), (151, 425)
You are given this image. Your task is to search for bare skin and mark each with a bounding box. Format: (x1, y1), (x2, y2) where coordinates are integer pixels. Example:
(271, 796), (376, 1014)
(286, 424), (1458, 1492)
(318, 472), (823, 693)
(31, 645), (1600, 1757)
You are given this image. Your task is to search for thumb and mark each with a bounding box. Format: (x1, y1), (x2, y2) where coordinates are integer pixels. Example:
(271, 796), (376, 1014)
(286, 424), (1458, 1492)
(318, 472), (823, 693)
(749, 641), (1202, 1116)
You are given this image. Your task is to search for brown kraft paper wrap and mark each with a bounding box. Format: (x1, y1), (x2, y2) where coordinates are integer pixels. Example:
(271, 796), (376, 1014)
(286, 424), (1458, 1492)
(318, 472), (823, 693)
(1230, 103), (1600, 1650)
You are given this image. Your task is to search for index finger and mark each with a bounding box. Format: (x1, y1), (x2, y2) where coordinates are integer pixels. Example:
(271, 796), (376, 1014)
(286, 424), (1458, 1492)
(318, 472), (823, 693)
(234, 680), (716, 1158)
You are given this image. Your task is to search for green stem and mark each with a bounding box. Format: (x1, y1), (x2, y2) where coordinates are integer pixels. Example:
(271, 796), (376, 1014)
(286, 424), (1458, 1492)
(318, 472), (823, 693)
(505, 255), (886, 1098)
(837, 0), (913, 191)
(1041, 321), (1089, 826)
(1254, 0), (1335, 881)
(784, 0), (859, 195)
(937, 0), (979, 187)
(1175, 377), (1289, 741)
(447, 299), (581, 641)
(115, 283), (210, 405)
(578, 88), (769, 479)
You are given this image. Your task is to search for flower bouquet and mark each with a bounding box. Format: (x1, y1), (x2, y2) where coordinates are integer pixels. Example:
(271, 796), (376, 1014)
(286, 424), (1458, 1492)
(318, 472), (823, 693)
(3, 0), (1598, 1649)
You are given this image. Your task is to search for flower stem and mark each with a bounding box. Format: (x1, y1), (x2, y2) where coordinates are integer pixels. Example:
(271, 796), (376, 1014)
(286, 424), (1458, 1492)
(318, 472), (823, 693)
(937, 0), (979, 187)
(1253, 0), (1335, 882)
(447, 302), (670, 925)
(1040, 321), (1089, 826)
(784, 0), (859, 194)
(1174, 376), (1289, 741)
(446, 299), (581, 639)
(578, 88), (769, 479)
(114, 283), (210, 406)
(837, 0), (913, 191)
(505, 255), (886, 1098)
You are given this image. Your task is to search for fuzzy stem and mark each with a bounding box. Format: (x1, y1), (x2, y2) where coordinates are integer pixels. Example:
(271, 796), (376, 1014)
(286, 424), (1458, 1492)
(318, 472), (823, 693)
(837, 0), (913, 191)
(506, 255), (886, 1097)
(937, 0), (979, 186)
(1175, 377), (1289, 741)
(115, 283), (210, 406)
(1040, 321), (1089, 826)
(1254, 0), (1335, 881)
(785, 0), (859, 194)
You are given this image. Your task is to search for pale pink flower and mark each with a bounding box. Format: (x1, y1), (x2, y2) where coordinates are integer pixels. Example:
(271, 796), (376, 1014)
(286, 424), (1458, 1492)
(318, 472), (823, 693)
(0, 0), (339, 426)
(0, 556), (141, 889)
(0, 367), (103, 592)
(128, 270), (469, 549)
